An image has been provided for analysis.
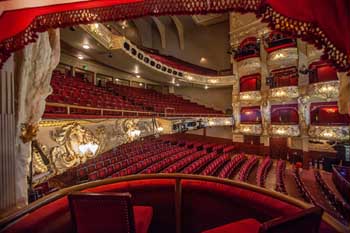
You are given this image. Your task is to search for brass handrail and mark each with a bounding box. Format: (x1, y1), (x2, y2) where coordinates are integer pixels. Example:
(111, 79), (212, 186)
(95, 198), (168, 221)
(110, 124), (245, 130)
(46, 102), (230, 118)
(0, 174), (346, 232)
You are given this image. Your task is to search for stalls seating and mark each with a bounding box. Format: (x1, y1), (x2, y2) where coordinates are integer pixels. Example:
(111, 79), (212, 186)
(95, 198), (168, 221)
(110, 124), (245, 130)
(202, 207), (323, 233)
(68, 192), (153, 233)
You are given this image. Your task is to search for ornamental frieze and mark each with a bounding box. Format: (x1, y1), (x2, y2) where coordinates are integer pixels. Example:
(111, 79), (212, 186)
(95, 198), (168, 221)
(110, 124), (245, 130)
(269, 86), (299, 99)
(240, 124), (262, 135)
(307, 80), (339, 100)
(309, 125), (349, 141)
(267, 47), (298, 70)
(269, 124), (300, 137)
(239, 91), (262, 103)
(237, 57), (261, 77)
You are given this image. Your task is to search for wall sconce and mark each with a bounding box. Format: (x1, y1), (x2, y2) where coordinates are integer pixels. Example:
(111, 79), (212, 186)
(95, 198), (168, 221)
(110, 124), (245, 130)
(128, 129), (141, 138)
(276, 128), (286, 135)
(78, 142), (99, 155)
(157, 127), (164, 132)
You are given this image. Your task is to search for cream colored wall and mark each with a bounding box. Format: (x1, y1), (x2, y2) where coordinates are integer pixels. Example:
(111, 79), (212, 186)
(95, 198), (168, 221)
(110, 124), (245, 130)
(187, 126), (233, 140)
(60, 52), (160, 86)
(174, 86), (232, 112)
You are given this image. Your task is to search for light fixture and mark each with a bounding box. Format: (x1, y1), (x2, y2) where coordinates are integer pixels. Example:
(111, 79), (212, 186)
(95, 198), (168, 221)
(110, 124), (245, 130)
(115, 78), (119, 81)
(128, 129), (141, 138)
(77, 55), (84, 60)
(187, 76), (193, 80)
(175, 83), (180, 87)
(136, 75), (141, 78)
(78, 142), (99, 155)
(171, 78), (176, 84)
(157, 127), (164, 132)
(200, 57), (207, 63)
(204, 85), (209, 90)
(82, 44), (90, 49)
(139, 83), (143, 86)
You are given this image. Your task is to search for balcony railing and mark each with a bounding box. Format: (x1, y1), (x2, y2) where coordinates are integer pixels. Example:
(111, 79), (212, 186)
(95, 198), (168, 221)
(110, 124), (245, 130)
(45, 103), (228, 118)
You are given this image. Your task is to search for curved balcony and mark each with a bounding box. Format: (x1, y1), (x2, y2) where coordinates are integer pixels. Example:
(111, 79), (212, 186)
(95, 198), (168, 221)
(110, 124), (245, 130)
(267, 47), (298, 71)
(237, 57), (261, 77)
(309, 125), (349, 141)
(81, 23), (235, 86)
(240, 123), (262, 135)
(269, 124), (300, 137)
(239, 90), (262, 102)
(269, 86), (299, 99)
(307, 80), (339, 101)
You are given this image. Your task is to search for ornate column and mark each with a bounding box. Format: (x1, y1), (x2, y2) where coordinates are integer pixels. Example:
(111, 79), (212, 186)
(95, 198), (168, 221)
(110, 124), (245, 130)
(232, 60), (242, 142)
(0, 55), (16, 212)
(338, 72), (350, 115)
(260, 38), (270, 148)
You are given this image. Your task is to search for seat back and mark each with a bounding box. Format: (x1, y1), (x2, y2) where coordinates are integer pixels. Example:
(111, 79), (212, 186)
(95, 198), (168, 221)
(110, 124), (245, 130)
(68, 192), (136, 233)
(259, 207), (323, 233)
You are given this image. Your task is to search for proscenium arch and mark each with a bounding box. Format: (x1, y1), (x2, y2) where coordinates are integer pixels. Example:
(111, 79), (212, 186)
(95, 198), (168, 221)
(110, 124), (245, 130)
(0, 0), (349, 72)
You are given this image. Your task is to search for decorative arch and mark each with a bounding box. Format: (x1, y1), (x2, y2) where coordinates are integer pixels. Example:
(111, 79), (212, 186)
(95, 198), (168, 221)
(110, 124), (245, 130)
(170, 16), (185, 50)
(151, 16), (166, 49)
(0, 0), (349, 72)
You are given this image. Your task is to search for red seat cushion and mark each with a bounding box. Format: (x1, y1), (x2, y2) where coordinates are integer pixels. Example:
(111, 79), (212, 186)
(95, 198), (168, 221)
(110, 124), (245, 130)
(201, 218), (261, 233)
(133, 206), (153, 233)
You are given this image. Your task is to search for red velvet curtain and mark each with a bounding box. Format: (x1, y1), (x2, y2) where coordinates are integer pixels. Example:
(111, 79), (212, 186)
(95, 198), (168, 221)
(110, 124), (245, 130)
(265, 0), (350, 65)
(271, 104), (299, 124)
(240, 106), (262, 123)
(0, 0), (349, 70)
(240, 74), (261, 92)
(310, 102), (350, 125)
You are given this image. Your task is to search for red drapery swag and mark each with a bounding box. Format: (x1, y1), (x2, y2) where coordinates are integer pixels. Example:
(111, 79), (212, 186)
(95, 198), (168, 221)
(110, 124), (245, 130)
(0, 0), (349, 71)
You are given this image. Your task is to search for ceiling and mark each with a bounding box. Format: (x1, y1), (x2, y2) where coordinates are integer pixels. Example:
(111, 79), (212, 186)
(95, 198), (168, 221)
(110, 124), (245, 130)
(60, 14), (233, 87)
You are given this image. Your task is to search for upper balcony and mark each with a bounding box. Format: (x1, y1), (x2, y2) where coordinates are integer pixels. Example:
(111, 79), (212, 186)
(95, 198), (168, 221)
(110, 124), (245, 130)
(264, 31), (297, 54)
(233, 37), (260, 62)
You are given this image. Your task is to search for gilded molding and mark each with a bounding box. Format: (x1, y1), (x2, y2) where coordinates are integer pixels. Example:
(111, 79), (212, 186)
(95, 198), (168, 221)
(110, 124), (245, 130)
(237, 57), (261, 77)
(240, 123), (262, 135)
(309, 125), (350, 141)
(239, 91), (262, 103)
(267, 47), (298, 70)
(269, 86), (299, 99)
(269, 124), (300, 137)
(307, 80), (339, 100)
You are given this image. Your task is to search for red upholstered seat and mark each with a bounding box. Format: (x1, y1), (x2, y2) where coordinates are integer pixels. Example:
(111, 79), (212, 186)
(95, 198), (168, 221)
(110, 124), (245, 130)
(68, 192), (153, 233)
(202, 218), (261, 233)
(201, 207), (323, 233)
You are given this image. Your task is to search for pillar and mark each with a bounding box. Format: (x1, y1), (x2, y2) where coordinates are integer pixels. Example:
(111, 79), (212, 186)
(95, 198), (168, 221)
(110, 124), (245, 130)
(0, 56), (16, 212)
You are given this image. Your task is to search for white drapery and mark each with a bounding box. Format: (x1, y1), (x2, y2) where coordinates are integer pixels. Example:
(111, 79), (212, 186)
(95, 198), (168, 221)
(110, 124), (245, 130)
(13, 29), (60, 206)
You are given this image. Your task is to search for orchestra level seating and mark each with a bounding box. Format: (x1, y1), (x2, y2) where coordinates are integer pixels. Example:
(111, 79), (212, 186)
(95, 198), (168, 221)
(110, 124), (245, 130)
(32, 134), (350, 228)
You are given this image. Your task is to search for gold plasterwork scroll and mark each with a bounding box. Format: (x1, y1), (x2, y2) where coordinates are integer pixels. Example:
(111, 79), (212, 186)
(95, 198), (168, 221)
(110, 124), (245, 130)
(50, 122), (101, 174)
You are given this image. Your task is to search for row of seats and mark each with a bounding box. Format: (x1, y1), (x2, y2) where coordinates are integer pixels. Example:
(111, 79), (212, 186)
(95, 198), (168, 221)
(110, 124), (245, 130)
(88, 145), (175, 181)
(314, 170), (350, 221)
(107, 81), (223, 115)
(182, 152), (218, 174)
(200, 155), (230, 176)
(293, 169), (314, 204)
(256, 156), (272, 187)
(141, 148), (197, 174)
(217, 154), (247, 179)
(162, 150), (207, 173)
(237, 156), (259, 182)
(275, 160), (287, 193)
(45, 71), (223, 118)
